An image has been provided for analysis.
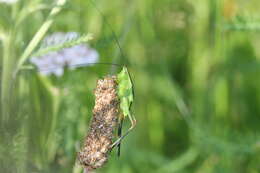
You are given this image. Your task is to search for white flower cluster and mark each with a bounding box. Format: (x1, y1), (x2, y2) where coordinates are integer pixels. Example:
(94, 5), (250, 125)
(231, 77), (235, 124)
(30, 32), (99, 77)
(0, 0), (18, 4)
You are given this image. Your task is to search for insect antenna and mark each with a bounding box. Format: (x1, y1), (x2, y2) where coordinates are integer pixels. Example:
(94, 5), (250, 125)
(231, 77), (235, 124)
(89, 0), (126, 65)
(34, 62), (124, 73)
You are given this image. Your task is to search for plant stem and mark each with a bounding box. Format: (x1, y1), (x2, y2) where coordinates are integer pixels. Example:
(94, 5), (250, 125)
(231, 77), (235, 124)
(1, 32), (15, 123)
(14, 0), (67, 76)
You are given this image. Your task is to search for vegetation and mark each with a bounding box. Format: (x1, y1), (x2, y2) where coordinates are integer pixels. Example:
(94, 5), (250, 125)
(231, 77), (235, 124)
(1, 0), (260, 172)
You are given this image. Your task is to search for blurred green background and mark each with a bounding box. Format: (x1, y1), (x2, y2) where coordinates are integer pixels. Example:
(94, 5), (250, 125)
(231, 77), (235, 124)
(1, 0), (260, 172)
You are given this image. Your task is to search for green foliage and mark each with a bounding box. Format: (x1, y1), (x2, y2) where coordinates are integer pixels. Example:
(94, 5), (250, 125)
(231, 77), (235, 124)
(224, 16), (260, 31)
(1, 0), (260, 173)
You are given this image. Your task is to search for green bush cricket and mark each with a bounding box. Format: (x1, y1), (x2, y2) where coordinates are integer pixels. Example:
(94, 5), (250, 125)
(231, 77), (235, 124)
(31, 62), (137, 157)
(112, 66), (137, 155)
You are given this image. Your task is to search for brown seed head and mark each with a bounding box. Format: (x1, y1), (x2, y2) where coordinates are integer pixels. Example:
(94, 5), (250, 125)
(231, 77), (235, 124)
(78, 76), (119, 171)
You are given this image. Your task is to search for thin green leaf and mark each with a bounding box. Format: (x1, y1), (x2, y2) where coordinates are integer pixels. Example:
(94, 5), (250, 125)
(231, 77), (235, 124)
(31, 34), (93, 57)
(15, 0), (67, 76)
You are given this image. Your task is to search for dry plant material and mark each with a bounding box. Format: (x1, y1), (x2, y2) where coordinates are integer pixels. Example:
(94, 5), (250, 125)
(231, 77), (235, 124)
(77, 76), (119, 171)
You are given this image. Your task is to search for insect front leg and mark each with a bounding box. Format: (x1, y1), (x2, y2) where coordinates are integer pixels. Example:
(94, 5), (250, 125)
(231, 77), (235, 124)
(111, 113), (137, 149)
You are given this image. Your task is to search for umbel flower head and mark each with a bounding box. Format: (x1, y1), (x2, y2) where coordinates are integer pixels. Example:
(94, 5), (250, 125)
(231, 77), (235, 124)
(30, 32), (99, 77)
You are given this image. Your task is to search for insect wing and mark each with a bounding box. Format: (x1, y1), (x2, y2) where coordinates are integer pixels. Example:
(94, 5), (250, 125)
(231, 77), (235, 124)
(117, 67), (134, 118)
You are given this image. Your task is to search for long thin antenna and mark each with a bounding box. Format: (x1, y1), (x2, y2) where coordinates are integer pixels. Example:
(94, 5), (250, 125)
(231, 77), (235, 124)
(28, 0), (129, 73)
(89, 0), (126, 63)
(34, 62), (123, 72)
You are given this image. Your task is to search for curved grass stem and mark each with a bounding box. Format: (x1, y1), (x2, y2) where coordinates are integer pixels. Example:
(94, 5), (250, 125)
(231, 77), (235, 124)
(14, 0), (67, 77)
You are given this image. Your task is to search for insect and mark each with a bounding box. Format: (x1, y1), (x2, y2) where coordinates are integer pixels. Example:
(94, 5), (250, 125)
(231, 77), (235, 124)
(30, 57), (137, 160)
(76, 65), (136, 171)
(112, 66), (137, 154)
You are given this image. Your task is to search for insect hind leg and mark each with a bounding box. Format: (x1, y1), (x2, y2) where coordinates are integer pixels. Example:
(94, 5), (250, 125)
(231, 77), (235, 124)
(117, 118), (123, 156)
(111, 114), (136, 149)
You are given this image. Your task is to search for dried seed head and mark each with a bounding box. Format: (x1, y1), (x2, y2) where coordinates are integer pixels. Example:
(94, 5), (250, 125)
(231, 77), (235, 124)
(78, 76), (119, 171)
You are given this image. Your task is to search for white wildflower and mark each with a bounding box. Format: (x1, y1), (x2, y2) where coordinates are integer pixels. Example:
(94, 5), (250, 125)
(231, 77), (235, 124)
(0, 0), (18, 4)
(30, 32), (99, 77)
